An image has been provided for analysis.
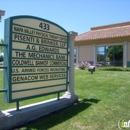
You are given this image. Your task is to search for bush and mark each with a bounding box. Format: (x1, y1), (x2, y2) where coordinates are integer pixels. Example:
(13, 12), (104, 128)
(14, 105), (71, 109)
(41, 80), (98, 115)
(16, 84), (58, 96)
(79, 64), (87, 70)
(98, 67), (130, 71)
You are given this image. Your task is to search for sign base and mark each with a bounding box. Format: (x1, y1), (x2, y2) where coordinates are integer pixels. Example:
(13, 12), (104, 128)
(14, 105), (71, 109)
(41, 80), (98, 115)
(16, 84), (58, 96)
(0, 95), (78, 130)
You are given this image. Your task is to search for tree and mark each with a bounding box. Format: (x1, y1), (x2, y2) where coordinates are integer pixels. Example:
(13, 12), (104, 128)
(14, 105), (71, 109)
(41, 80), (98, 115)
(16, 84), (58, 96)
(97, 54), (105, 62)
(107, 45), (123, 61)
(0, 39), (4, 52)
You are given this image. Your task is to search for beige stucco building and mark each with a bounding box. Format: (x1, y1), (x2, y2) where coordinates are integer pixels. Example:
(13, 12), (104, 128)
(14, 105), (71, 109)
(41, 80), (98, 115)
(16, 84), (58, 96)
(74, 22), (130, 67)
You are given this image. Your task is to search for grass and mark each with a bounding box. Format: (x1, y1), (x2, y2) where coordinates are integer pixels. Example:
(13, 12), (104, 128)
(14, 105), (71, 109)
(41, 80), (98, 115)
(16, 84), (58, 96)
(1, 69), (130, 130)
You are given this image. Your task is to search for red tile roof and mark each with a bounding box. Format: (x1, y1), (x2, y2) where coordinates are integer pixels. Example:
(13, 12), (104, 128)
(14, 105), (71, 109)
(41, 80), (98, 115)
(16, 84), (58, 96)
(75, 24), (130, 41)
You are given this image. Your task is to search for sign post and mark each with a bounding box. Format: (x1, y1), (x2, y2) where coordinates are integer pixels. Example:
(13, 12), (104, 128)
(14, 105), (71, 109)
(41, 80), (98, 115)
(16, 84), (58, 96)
(63, 31), (78, 98)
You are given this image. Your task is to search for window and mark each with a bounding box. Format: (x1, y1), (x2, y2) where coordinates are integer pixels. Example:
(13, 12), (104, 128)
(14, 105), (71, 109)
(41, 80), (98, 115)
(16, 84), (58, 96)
(97, 45), (123, 66)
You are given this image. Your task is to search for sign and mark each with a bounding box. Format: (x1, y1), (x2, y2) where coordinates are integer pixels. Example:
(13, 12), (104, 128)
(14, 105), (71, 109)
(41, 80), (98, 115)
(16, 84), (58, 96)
(4, 16), (68, 103)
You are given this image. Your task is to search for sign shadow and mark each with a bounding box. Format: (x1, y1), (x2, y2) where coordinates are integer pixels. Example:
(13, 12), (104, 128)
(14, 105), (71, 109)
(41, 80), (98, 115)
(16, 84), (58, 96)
(16, 98), (100, 130)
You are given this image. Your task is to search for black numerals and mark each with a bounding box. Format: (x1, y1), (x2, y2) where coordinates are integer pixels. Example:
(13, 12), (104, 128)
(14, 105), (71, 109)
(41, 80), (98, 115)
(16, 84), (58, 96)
(39, 22), (43, 29)
(39, 22), (50, 30)
(46, 24), (50, 30)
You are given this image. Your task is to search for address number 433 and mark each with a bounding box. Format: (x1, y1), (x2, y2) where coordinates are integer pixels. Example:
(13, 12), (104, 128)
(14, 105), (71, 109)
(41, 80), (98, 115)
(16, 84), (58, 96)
(39, 22), (50, 30)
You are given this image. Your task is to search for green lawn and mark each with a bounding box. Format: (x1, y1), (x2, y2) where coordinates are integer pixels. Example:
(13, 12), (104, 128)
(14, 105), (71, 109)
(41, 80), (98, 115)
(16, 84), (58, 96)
(1, 70), (130, 130)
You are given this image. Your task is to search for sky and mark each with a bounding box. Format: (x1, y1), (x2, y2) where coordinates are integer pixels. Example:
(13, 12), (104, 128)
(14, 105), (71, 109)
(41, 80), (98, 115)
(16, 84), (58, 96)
(0, 0), (130, 39)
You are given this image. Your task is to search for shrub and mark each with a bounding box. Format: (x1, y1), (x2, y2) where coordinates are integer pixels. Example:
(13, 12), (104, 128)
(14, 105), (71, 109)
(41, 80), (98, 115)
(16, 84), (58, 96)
(79, 64), (87, 70)
(98, 67), (130, 71)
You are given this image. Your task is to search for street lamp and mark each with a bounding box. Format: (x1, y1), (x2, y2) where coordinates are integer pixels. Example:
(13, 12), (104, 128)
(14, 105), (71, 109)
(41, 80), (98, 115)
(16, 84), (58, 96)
(0, 10), (5, 22)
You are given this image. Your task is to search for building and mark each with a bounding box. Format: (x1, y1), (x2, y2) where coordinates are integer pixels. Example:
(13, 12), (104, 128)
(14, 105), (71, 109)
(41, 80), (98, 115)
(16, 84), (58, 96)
(74, 21), (130, 67)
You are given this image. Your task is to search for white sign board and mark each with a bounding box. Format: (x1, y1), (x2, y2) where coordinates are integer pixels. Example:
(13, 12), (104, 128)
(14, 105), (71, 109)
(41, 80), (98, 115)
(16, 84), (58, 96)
(4, 16), (68, 102)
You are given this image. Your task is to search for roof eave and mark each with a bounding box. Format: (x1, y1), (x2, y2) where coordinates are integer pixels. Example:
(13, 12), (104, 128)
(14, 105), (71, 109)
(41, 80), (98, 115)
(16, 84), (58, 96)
(75, 36), (130, 46)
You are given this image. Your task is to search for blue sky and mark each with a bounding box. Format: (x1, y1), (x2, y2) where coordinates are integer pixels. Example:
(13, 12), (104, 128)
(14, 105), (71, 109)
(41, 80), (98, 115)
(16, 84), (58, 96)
(0, 0), (130, 39)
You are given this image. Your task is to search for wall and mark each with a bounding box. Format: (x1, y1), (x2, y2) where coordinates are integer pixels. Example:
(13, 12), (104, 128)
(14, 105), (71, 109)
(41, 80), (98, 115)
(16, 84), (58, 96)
(78, 45), (93, 63)
(127, 42), (130, 61)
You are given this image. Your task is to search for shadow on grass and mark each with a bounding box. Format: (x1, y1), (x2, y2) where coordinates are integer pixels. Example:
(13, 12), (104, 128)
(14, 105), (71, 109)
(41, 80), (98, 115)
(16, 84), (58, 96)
(15, 98), (100, 130)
